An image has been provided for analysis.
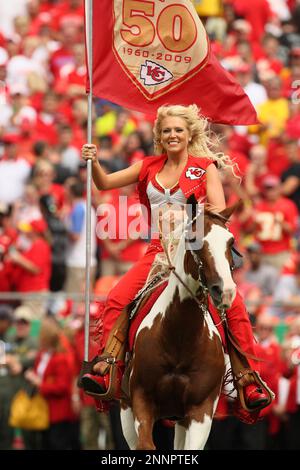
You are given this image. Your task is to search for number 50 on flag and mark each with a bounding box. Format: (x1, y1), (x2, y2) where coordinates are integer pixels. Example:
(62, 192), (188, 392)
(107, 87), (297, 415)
(113, 0), (209, 100)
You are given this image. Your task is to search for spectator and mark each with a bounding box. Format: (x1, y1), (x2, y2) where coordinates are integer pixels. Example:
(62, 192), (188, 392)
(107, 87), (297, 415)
(270, 259), (300, 318)
(244, 145), (269, 200)
(254, 314), (283, 448)
(0, 1), (27, 37)
(24, 317), (77, 450)
(33, 92), (59, 146)
(244, 242), (279, 296)
(65, 302), (115, 449)
(6, 36), (47, 96)
(56, 43), (86, 98)
(0, 202), (18, 293)
(244, 174), (298, 270)
(280, 317), (300, 449)
(235, 63), (268, 109)
(39, 194), (68, 292)
(13, 183), (42, 225)
(97, 184), (148, 277)
(7, 305), (38, 449)
(64, 179), (97, 293)
(231, 0), (274, 44)
(0, 134), (31, 205)
(281, 137), (300, 211)
(8, 218), (51, 318)
(57, 124), (80, 173)
(255, 77), (290, 145)
(32, 159), (66, 213)
(0, 305), (17, 450)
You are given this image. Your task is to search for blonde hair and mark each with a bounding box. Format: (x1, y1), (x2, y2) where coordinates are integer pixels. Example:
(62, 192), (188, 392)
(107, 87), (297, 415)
(39, 317), (64, 352)
(153, 104), (233, 171)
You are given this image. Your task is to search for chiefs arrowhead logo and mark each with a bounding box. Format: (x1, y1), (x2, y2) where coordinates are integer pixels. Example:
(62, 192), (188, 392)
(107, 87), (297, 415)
(186, 167), (206, 180)
(140, 61), (173, 86)
(112, 0), (209, 101)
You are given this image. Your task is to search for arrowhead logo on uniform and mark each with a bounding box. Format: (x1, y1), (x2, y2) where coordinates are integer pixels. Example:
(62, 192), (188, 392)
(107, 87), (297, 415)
(186, 167), (206, 180)
(140, 60), (173, 86)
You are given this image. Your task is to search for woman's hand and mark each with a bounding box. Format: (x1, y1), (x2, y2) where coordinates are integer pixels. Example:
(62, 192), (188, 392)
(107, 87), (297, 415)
(24, 369), (42, 387)
(82, 144), (98, 163)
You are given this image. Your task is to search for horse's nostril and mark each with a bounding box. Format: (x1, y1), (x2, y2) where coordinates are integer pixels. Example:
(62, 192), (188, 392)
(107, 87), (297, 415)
(210, 285), (222, 299)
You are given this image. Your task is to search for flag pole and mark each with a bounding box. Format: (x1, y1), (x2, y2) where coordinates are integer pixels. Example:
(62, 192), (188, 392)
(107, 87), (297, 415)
(84, 0), (93, 362)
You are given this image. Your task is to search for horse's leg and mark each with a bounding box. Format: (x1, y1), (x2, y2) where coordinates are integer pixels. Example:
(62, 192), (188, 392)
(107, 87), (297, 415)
(174, 422), (186, 450)
(184, 392), (221, 450)
(132, 389), (156, 450)
(120, 404), (138, 450)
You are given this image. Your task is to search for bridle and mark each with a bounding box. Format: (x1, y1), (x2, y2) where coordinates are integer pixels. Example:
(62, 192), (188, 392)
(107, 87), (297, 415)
(159, 207), (228, 326)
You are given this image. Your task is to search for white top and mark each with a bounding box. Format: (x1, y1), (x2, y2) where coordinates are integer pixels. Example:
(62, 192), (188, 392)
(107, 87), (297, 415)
(36, 352), (52, 378)
(0, 159), (31, 204)
(147, 176), (186, 239)
(0, 1), (27, 37)
(146, 176), (186, 208)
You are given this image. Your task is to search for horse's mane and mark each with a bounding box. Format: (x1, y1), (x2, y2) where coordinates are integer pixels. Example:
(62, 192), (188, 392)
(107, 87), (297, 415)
(203, 203), (229, 224)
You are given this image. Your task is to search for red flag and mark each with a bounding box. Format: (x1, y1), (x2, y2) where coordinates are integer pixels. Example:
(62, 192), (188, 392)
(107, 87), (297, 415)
(86, 0), (258, 125)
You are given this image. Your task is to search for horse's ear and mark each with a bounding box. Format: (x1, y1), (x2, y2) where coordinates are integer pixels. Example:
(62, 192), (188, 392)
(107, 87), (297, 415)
(186, 194), (197, 221)
(219, 199), (243, 220)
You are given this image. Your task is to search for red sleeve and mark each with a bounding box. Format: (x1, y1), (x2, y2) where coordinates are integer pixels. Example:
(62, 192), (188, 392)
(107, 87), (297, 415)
(195, 157), (218, 170)
(285, 200), (298, 231)
(39, 356), (71, 397)
(23, 240), (48, 268)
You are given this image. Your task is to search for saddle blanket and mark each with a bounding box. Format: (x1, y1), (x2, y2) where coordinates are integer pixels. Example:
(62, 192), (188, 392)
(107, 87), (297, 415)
(128, 282), (227, 351)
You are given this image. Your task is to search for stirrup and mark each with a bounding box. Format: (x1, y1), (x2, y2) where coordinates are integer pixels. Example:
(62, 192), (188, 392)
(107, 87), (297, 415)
(234, 369), (275, 412)
(77, 355), (103, 388)
(84, 357), (123, 401)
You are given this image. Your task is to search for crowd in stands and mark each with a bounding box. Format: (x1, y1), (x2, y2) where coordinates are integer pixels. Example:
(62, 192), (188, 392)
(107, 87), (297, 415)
(1, 0), (300, 450)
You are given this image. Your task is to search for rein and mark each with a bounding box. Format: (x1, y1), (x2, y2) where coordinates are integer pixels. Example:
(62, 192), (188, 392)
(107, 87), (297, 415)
(159, 209), (226, 328)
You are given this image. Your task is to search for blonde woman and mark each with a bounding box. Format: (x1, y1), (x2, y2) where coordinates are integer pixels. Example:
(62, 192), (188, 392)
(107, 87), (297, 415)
(81, 105), (272, 414)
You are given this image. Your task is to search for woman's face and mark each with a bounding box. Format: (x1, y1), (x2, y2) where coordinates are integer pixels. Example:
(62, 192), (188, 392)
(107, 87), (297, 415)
(160, 116), (190, 155)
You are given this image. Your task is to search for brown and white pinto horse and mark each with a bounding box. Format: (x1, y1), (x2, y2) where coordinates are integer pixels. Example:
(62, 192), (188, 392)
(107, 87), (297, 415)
(120, 196), (238, 450)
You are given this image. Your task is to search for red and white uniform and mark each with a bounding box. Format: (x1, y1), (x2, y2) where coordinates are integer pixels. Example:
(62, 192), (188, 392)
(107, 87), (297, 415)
(14, 238), (51, 292)
(98, 155), (261, 371)
(252, 197), (298, 254)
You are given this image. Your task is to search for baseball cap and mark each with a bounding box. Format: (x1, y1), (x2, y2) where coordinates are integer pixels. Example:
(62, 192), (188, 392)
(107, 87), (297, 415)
(0, 305), (13, 322)
(18, 218), (48, 234)
(14, 305), (33, 323)
(261, 174), (280, 188)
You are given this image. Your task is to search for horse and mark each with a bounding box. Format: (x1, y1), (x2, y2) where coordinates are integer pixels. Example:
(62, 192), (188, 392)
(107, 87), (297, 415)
(120, 196), (239, 450)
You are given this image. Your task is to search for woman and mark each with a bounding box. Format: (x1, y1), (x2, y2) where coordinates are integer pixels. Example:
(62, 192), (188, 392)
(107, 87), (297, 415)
(25, 317), (78, 450)
(81, 105), (272, 413)
(8, 218), (51, 318)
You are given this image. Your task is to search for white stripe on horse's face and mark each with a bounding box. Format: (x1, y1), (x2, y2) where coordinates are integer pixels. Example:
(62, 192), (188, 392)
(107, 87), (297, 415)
(204, 224), (236, 304)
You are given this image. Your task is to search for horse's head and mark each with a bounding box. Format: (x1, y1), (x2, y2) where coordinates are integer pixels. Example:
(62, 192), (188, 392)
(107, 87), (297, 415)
(185, 195), (242, 310)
